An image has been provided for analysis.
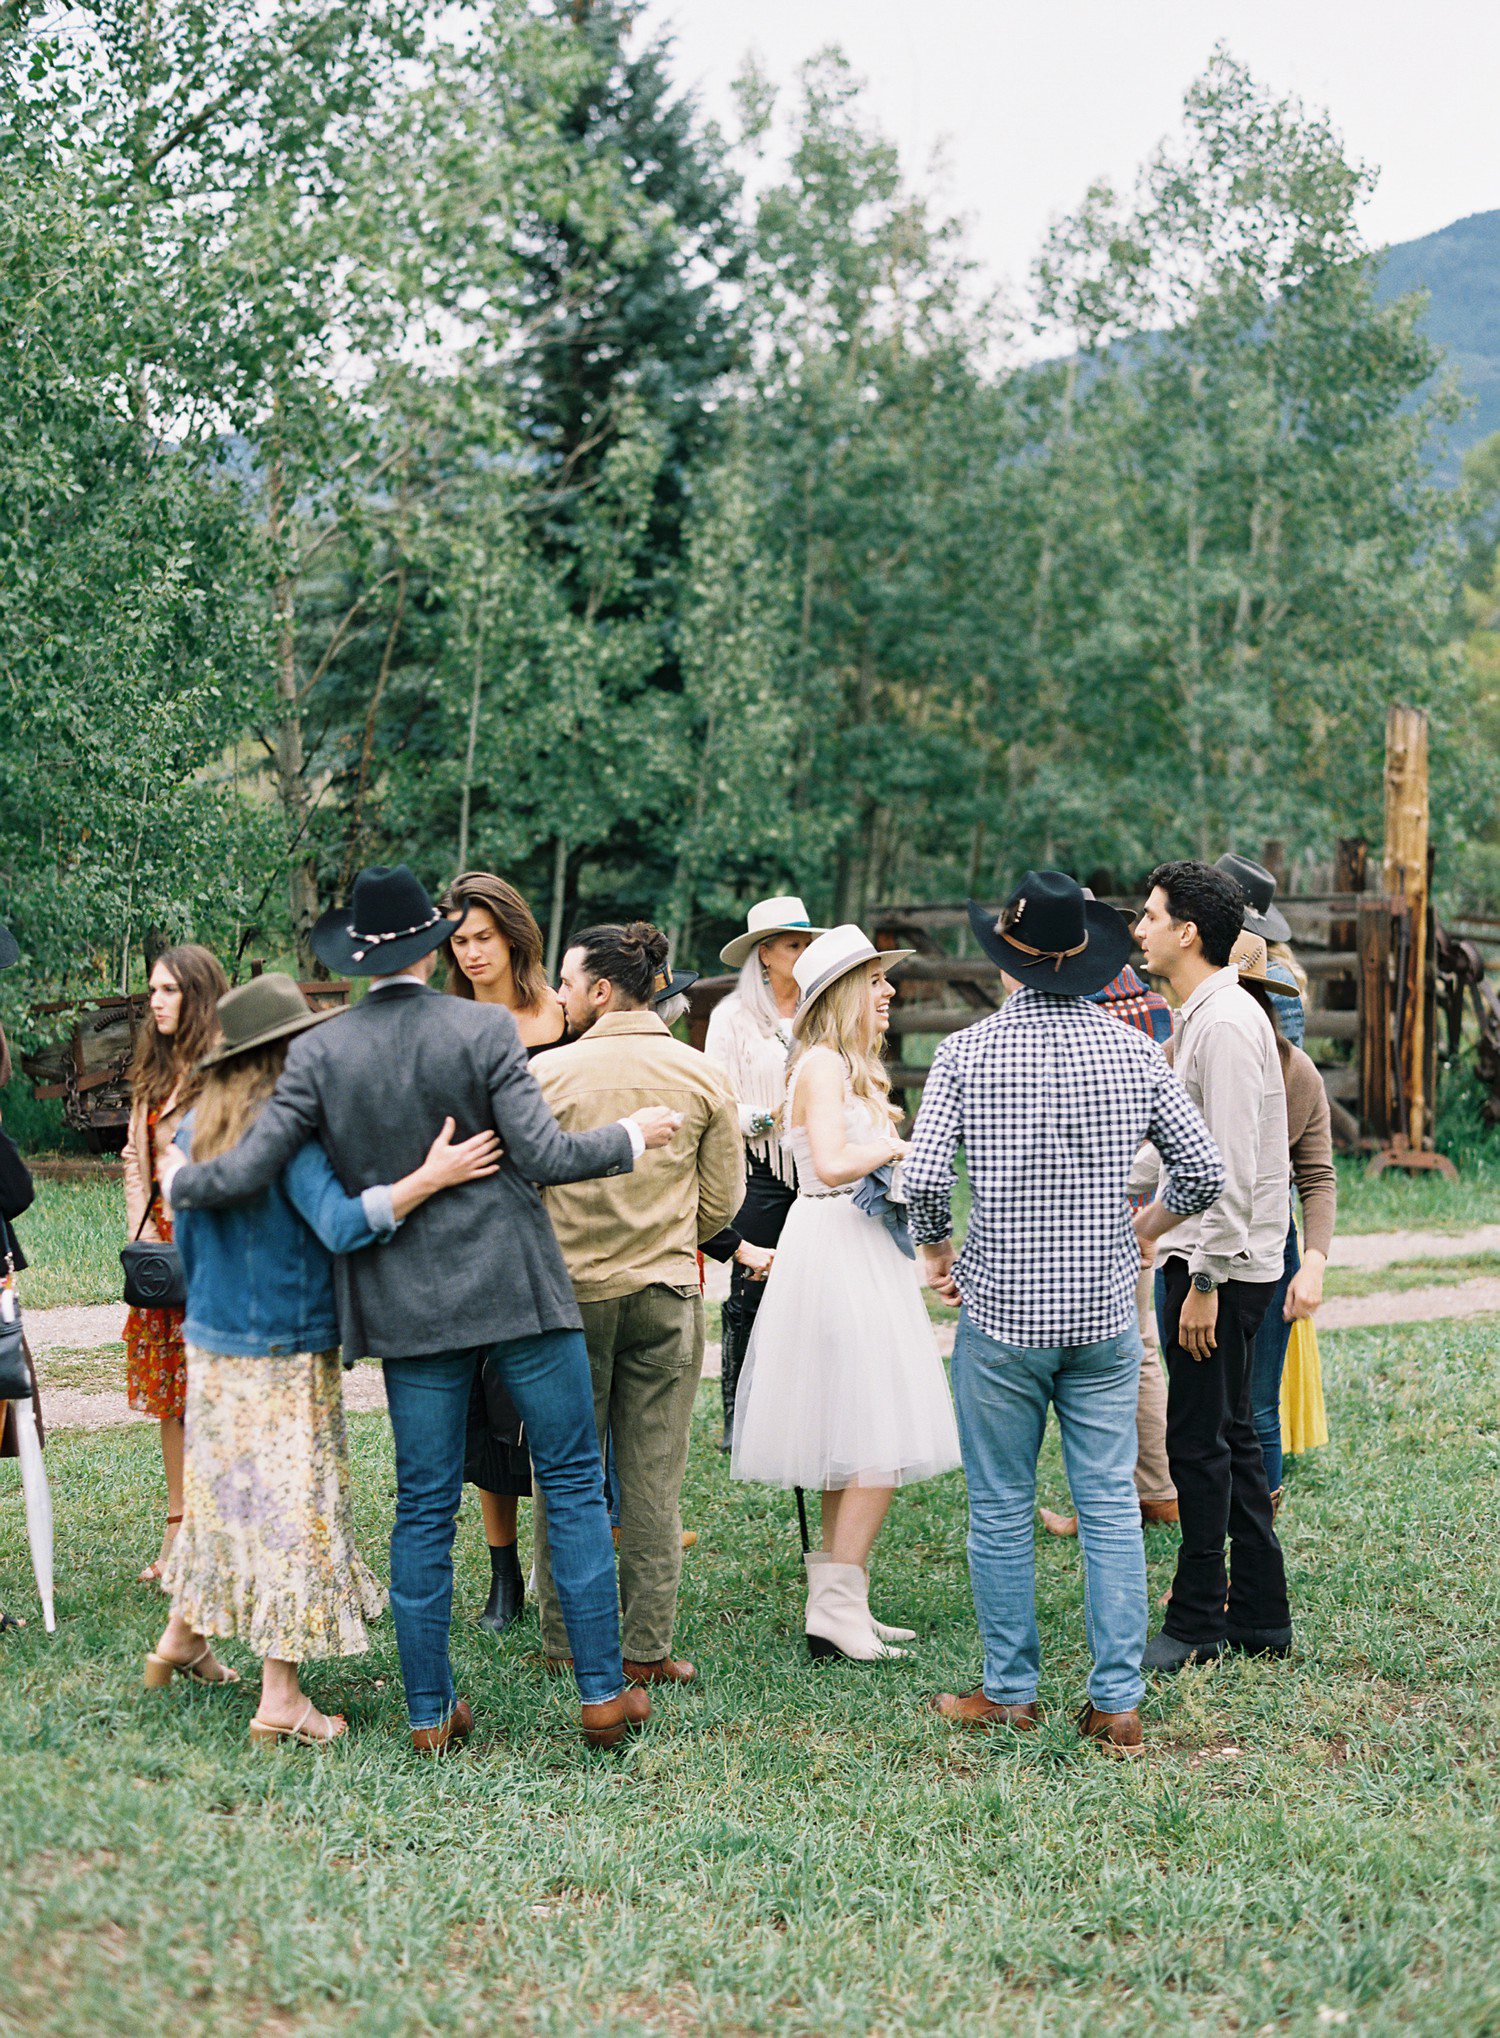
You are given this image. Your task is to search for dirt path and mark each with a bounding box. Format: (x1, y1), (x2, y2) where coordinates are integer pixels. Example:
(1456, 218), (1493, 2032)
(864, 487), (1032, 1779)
(1330, 1224), (1500, 1270)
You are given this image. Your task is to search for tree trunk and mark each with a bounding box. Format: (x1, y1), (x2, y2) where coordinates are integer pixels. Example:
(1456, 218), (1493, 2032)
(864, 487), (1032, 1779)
(457, 597), (486, 871)
(265, 441), (322, 971)
(339, 564), (408, 894)
(545, 834), (570, 980)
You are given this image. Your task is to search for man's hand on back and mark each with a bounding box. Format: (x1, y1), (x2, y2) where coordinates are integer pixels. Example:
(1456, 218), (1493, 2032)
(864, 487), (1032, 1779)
(630, 1106), (683, 1150)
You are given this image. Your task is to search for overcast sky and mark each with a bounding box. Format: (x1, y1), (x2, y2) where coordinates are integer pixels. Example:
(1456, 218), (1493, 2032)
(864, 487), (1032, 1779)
(644, 1), (1499, 297)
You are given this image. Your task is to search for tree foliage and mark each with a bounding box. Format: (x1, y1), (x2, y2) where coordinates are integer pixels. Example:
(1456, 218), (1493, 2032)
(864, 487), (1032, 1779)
(0, 16), (1483, 1044)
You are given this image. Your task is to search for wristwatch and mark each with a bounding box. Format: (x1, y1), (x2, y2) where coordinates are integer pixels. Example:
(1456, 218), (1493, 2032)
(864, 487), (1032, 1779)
(1191, 1272), (1217, 1295)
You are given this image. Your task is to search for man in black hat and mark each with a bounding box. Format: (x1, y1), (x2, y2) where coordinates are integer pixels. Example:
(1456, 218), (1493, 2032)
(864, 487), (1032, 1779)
(171, 865), (680, 1753)
(904, 872), (1224, 1756)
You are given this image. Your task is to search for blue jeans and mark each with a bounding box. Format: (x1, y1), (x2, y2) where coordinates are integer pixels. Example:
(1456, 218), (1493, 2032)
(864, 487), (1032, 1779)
(1249, 1218), (1299, 1493)
(950, 1311), (1148, 1713)
(383, 1333), (623, 1729)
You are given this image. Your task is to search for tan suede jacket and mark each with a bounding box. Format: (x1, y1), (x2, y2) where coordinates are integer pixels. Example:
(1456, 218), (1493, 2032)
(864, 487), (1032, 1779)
(532, 1012), (745, 1303)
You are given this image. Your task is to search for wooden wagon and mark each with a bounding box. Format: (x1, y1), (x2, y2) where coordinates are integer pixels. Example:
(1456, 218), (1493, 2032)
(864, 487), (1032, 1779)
(22, 971), (350, 1151)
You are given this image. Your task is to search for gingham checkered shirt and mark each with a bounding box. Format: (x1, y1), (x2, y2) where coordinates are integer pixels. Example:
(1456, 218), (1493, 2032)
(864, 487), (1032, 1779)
(905, 987), (1224, 1347)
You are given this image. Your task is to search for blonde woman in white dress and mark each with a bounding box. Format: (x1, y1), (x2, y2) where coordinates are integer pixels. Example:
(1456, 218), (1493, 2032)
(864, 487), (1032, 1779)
(732, 926), (962, 1662)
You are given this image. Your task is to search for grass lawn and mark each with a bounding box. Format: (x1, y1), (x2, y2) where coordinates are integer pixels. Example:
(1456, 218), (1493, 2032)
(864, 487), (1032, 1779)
(14, 1177), (124, 1309)
(2, 1320), (1497, 2035)
(1333, 1157), (1500, 1234)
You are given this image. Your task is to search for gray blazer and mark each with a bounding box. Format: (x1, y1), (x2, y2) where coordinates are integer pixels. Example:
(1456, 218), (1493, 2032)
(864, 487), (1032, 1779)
(170, 982), (633, 1358)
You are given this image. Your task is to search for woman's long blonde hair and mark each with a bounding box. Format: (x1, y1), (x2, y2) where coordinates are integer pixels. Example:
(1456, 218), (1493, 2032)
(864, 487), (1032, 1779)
(787, 964), (899, 1126)
(190, 1041), (288, 1161)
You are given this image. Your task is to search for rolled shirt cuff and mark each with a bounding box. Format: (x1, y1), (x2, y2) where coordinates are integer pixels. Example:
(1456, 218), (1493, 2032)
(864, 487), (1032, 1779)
(362, 1183), (400, 1238)
(906, 1189), (953, 1247)
(1187, 1248), (1233, 1286)
(619, 1117), (646, 1162)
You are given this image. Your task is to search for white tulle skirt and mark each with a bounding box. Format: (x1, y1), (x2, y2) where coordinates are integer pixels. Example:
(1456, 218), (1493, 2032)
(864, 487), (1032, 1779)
(730, 1192), (962, 1492)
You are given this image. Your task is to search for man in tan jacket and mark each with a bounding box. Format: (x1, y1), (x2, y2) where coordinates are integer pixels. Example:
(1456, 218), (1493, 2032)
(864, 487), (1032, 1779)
(530, 921), (744, 1688)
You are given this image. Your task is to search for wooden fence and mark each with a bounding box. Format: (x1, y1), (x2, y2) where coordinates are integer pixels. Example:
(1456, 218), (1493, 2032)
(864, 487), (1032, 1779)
(862, 891), (1436, 1157)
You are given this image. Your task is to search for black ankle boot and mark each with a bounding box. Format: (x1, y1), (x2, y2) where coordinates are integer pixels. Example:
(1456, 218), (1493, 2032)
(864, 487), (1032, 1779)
(480, 1542), (524, 1632)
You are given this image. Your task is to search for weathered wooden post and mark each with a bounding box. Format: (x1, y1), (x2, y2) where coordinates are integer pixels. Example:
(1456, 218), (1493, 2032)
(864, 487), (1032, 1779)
(1371, 703), (1455, 1177)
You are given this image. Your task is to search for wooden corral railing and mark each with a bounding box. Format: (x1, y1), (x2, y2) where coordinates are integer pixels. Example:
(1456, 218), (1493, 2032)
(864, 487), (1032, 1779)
(864, 889), (1433, 1160)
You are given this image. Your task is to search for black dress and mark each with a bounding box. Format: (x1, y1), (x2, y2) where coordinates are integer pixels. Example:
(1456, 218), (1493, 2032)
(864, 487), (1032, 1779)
(463, 1015), (575, 1498)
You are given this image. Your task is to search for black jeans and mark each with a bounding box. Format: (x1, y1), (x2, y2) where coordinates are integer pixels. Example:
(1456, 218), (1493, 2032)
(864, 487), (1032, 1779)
(718, 1158), (796, 1437)
(1161, 1258), (1291, 1646)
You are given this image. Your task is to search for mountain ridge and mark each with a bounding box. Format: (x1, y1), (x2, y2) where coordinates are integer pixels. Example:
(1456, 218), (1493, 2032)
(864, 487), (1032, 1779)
(1375, 207), (1500, 473)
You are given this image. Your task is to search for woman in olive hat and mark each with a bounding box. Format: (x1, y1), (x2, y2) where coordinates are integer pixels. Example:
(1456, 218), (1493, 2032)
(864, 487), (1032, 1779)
(146, 974), (501, 1744)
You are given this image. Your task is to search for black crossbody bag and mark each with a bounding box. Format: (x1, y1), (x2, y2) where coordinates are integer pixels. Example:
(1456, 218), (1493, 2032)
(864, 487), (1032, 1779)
(120, 1128), (187, 1311)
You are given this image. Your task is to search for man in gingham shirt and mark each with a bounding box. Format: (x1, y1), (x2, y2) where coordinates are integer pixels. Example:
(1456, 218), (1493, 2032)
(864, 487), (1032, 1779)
(905, 873), (1222, 1757)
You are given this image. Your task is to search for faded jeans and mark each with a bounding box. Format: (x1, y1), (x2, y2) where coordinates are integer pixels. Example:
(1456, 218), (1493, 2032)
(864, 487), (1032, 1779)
(383, 1332), (623, 1729)
(950, 1311), (1148, 1713)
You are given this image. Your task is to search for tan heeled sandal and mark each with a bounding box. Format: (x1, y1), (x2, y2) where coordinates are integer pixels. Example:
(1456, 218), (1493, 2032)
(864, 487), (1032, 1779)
(249, 1700), (347, 1747)
(144, 1642), (240, 1688)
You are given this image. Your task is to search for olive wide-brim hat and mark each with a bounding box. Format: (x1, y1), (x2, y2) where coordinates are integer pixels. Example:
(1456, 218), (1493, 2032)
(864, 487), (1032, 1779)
(312, 863), (462, 977)
(967, 871), (1132, 997)
(198, 973), (337, 1069)
(0, 923), (18, 971)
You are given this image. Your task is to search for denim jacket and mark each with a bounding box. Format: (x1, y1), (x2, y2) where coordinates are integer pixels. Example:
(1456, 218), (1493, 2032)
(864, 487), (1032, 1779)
(172, 1115), (399, 1359)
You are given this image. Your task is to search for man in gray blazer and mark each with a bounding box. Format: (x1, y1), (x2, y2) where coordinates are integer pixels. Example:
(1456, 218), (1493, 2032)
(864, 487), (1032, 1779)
(171, 866), (679, 1753)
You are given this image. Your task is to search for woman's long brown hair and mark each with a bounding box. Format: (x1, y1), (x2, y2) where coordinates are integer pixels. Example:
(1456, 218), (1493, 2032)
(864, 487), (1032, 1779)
(440, 872), (549, 1011)
(129, 944), (229, 1117)
(190, 1041), (287, 1161)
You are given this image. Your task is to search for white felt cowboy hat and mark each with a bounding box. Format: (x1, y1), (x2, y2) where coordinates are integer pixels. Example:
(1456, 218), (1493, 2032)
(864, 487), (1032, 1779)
(719, 895), (827, 970)
(790, 925), (915, 1037)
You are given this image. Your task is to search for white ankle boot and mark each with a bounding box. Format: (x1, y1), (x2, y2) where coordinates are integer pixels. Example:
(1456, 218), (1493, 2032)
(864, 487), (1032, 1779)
(866, 1573), (916, 1645)
(804, 1553), (905, 1662)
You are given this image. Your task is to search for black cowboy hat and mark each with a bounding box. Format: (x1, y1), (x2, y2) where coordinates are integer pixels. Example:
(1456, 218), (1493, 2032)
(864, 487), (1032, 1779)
(653, 965), (699, 1009)
(1214, 853), (1291, 944)
(967, 871), (1132, 997)
(311, 864), (462, 977)
(0, 924), (17, 972)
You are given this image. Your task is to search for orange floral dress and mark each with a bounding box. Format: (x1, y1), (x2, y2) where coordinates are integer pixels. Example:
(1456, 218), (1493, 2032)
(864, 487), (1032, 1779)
(124, 1106), (187, 1421)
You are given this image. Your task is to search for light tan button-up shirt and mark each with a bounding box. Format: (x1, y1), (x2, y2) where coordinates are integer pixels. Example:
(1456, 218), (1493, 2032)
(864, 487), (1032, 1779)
(531, 1011), (746, 1304)
(1131, 968), (1289, 1285)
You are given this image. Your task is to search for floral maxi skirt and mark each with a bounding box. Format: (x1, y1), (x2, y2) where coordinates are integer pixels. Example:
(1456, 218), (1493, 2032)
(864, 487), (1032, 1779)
(163, 1345), (386, 1661)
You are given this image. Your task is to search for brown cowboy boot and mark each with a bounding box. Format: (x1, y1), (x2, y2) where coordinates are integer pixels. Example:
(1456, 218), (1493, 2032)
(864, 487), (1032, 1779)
(931, 1690), (1041, 1731)
(1077, 1702), (1144, 1757)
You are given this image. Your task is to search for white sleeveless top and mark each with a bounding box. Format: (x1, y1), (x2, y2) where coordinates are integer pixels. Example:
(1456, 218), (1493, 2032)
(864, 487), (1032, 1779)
(786, 1054), (885, 1198)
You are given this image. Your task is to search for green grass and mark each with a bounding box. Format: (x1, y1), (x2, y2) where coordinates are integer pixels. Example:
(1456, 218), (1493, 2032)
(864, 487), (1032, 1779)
(2, 1322), (1497, 2034)
(14, 1177), (125, 1308)
(1333, 1156), (1500, 1234)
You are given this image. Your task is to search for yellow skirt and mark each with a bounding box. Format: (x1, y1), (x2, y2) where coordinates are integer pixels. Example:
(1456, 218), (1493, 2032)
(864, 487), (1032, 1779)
(1280, 1315), (1328, 1455)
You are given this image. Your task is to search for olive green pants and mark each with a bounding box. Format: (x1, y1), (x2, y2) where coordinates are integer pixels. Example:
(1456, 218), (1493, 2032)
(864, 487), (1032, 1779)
(533, 1284), (704, 1664)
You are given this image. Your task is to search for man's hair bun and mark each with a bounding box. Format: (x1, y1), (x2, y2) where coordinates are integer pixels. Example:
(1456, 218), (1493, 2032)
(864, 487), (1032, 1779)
(567, 919), (671, 1005)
